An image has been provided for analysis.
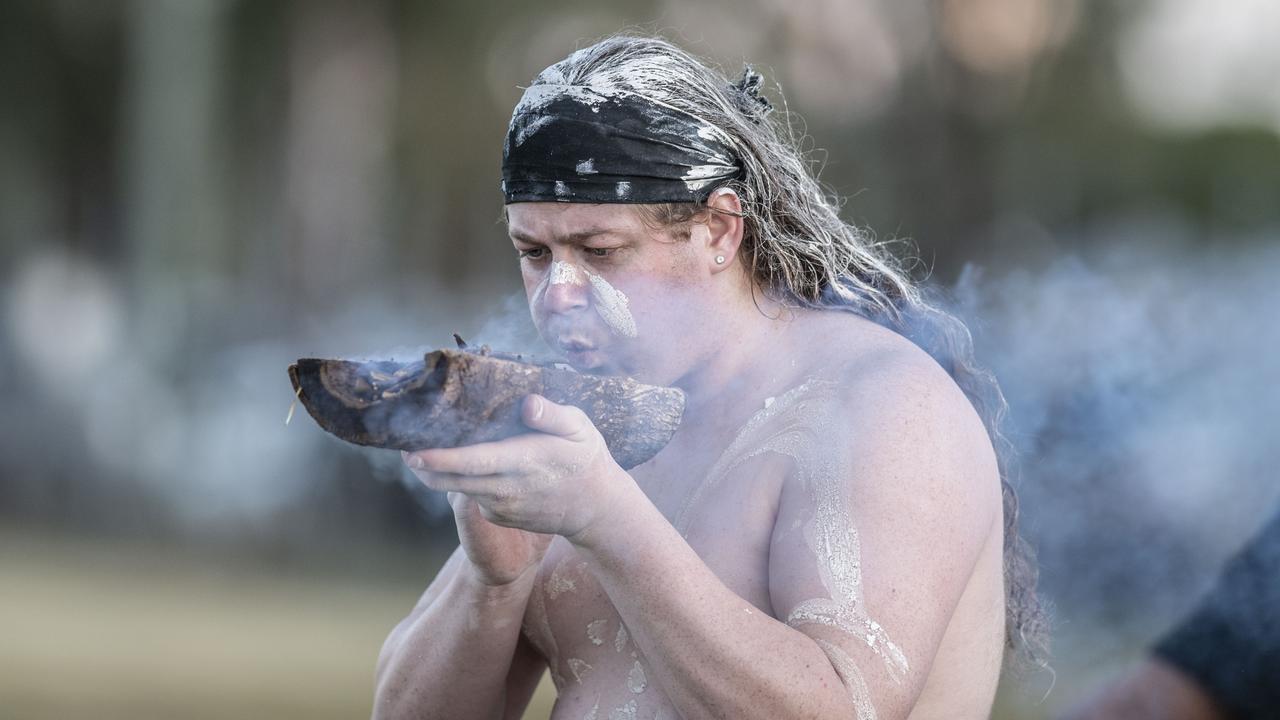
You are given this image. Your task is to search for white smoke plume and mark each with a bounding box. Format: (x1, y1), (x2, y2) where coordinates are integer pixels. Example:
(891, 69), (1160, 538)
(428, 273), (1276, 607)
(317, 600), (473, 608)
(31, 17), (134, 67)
(953, 227), (1280, 666)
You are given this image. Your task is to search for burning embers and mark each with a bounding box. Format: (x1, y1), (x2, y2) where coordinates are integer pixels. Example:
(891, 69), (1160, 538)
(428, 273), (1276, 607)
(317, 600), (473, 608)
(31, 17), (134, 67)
(286, 343), (685, 470)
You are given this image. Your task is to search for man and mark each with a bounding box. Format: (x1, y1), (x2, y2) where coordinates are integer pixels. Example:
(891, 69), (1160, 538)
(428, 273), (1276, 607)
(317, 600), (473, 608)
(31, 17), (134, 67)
(1064, 506), (1280, 720)
(373, 35), (1036, 720)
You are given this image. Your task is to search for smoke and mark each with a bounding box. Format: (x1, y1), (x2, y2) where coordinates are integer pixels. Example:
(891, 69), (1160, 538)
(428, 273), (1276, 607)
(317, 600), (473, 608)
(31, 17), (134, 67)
(349, 289), (547, 519)
(465, 290), (549, 356)
(0, 249), (548, 534)
(10, 224), (1278, 670)
(952, 227), (1280, 653)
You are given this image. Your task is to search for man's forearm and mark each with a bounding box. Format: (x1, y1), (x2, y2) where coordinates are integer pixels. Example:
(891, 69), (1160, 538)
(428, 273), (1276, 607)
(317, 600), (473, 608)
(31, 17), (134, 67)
(568, 480), (867, 720)
(373, 561), (536, 720)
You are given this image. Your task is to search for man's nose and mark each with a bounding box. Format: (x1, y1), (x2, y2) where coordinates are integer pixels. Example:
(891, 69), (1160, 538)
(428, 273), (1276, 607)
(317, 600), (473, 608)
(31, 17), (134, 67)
(542, 272), (590, 315)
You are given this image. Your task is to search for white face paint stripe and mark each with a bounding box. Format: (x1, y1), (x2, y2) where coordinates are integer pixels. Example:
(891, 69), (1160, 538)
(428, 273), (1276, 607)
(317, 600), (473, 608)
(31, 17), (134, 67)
(585, 270), (638, 338)
(536, 261), (638, 339)
(529, 265), (552, 309)
(550, 260), (582, 286)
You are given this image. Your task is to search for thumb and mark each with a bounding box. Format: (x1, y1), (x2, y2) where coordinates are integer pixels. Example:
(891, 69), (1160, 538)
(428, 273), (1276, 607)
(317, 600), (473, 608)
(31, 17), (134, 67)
(522, 394), (590, 439)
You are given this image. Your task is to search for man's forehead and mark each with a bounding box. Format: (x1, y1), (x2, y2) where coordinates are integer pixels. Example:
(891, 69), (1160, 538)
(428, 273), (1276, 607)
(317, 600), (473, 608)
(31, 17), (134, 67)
(506, 202), (646, 243)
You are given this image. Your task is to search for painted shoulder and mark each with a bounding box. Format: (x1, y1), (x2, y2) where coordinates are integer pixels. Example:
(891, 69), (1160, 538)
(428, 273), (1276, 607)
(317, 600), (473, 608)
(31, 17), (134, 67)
(796, 309), (998, 481)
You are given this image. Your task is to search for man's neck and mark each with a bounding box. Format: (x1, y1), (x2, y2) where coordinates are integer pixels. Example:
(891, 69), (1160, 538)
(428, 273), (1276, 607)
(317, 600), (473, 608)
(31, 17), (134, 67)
(675, 292), (797, 419)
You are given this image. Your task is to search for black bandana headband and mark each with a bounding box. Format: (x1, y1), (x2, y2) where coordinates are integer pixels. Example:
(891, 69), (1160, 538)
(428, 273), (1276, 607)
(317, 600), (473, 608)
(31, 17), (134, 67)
(501, 84), (741, 204)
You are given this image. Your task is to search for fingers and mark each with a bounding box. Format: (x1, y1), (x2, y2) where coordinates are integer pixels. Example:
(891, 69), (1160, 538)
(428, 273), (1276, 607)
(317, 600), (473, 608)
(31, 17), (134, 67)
(406, 443), (516, 476)
(399, 400), (592, 476)
(402, 448), (531, 519)
(521, 394), (591, 439)
(410, 468), (495, 494)
(407, 464), (516, 499)
(412, 469), (525, 525)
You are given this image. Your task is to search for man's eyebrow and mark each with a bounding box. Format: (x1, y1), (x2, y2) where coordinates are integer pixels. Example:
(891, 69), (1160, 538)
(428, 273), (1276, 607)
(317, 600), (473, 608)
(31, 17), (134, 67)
(508, 228), (620, 245)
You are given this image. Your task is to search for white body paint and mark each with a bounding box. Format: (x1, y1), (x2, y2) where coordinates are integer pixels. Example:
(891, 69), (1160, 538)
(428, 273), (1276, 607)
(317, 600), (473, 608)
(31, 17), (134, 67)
(547, 558), (578, 599)
(568, 657), (593, 684)
(672, 377), (909, 720)
(608, 699), (638, 720)
(537, 260), (638, 339)
(587, 619), (609, 646)
(627, 660), (648, 694)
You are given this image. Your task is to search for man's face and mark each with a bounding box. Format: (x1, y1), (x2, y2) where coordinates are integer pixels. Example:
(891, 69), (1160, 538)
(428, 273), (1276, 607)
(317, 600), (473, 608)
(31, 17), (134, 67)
(506, 202), (706, 383)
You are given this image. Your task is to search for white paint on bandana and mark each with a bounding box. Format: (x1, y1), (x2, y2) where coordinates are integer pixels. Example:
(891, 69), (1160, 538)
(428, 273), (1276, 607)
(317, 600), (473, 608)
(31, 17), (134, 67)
(555, 180), (571, 199)
(576, 158), (598, 174)
(514, 84), (607, 118)
(696, 125), (720, 142)
(584, 270), (637, 338)
(514, 113), (556, 146)
(615, 181), (632, 199)
(681, 163), (737, 191)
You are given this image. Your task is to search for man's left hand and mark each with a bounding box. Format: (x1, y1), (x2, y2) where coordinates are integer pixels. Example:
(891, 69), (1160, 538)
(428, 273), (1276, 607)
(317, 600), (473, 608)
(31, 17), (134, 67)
(404, 394), (631, 539)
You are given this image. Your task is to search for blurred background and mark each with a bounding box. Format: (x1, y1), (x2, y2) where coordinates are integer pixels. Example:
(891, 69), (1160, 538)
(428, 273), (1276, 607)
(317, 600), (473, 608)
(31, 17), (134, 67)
(2, 0), (1277, 717)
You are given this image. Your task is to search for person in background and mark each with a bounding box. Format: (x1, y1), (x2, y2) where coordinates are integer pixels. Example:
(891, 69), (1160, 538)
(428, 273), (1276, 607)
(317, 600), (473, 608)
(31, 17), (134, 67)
(1065, 506), (1280, 720)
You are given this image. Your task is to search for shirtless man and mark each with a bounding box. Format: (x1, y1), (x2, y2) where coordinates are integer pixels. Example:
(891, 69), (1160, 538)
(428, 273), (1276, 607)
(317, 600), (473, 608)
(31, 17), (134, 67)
(373, 35), (1030, 720)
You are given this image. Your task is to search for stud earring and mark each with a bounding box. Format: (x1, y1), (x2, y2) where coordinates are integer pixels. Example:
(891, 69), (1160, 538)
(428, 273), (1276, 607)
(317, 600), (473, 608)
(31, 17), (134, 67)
(715, 255), (726, 265)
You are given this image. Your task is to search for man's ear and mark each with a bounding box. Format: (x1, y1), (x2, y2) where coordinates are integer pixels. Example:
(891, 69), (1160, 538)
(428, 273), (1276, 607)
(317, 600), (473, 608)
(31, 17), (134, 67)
(702, 187), (744, 274)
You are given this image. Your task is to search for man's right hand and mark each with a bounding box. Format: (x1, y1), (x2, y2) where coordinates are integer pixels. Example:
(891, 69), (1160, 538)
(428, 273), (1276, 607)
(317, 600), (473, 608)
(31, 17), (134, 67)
(447, 490), (552, 586)
(377, 458), (552, 720)
(404, 450), (551, 586)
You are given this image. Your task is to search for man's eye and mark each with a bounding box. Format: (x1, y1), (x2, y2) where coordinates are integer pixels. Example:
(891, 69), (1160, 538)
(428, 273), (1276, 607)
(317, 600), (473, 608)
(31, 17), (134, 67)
(586, 247), (613, 258)
(518, 247), (547, 260)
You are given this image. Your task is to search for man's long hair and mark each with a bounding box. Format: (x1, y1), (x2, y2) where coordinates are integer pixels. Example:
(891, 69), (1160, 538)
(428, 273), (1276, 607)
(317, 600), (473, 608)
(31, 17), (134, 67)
(532, 34), (1050, 669)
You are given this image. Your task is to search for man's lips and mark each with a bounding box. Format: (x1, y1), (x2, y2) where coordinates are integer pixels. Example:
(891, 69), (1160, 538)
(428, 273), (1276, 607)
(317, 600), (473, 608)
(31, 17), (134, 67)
(556, 337), (596, 353)
(555, 337), (607, 369)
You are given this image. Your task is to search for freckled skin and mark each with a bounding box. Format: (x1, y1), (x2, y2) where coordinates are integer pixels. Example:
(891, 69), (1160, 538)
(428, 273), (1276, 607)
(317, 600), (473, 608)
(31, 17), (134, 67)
(374, 192), (1007, 720)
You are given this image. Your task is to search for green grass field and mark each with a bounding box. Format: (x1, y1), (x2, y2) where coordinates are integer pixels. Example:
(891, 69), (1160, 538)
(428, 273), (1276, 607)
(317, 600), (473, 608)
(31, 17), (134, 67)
(0, 530), (556, 720)
(1, 530), (1119, 719)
